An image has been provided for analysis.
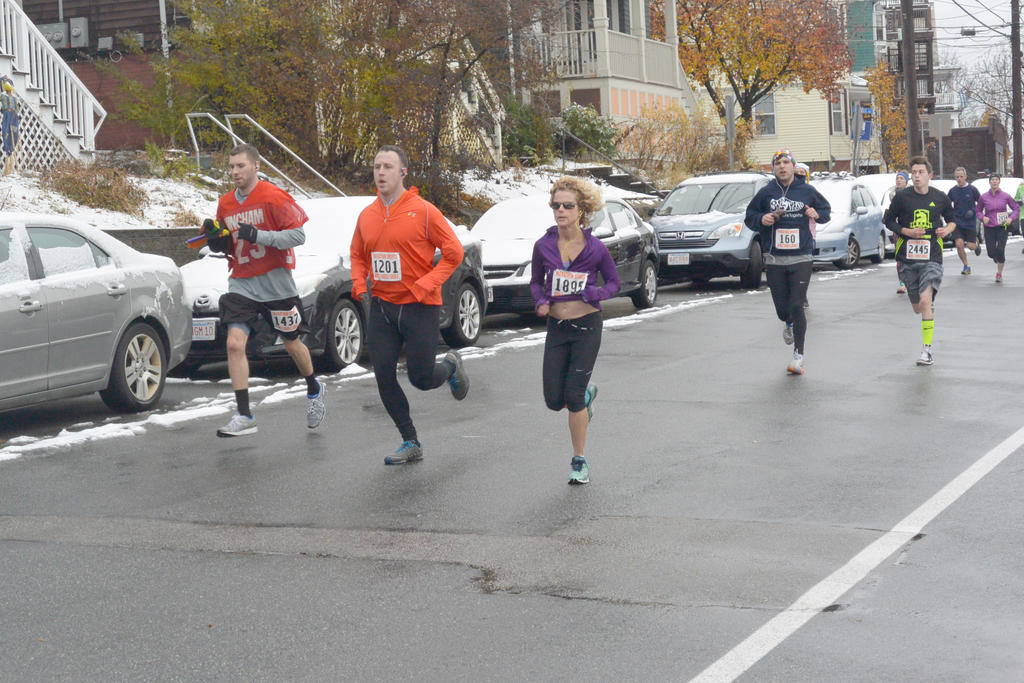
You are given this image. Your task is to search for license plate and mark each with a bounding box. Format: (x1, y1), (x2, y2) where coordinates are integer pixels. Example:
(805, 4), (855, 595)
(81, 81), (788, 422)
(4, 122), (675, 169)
(192, 318), (218, 341)
(667, 253), (690, 266)
(487, 285), (494, 303)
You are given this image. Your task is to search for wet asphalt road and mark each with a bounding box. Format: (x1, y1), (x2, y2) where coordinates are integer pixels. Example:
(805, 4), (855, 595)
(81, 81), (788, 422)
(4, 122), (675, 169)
(2, 251), (1024, 681)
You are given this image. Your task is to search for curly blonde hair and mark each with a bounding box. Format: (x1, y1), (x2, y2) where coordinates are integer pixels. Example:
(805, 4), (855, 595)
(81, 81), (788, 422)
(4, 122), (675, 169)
(549, 176), (604, 227)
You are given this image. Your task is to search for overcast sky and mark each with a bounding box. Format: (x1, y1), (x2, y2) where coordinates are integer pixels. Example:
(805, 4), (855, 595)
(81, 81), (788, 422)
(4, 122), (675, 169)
(932, 0), (1012, 66)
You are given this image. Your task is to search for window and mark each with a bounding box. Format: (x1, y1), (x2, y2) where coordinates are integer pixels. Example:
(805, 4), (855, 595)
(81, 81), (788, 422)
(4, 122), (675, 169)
(916, 78), (930, 97)
(0, 228), (29, 286)
(753, 94), (776, 137)
(914, 41), (928, 70)
(27, 227), (107, 277)
(830, 93), (847, 136)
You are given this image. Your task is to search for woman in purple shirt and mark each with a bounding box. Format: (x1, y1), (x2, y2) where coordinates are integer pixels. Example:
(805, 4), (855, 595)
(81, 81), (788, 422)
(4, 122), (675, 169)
(530, 176), (620, 485)
(977, 174), (1020, 282)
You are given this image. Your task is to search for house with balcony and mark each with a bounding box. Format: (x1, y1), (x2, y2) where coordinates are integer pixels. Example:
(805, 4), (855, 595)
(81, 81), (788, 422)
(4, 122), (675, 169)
(0, 0), (106, 168)
(527, 0), (696, 119)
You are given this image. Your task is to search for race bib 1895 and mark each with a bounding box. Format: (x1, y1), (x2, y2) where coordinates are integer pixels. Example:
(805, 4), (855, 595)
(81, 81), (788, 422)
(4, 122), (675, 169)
(906, 239), (931, 260)
(371, 251), (401, 281)
(774, 228), (800, 250)
(551, 269), (588, 296)
(270, 306), (302, 333)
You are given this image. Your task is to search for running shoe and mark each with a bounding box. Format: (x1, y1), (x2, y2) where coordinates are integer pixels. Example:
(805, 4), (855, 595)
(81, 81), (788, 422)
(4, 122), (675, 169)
(976, 245), (983, 256)
(217, 412), (257, 437)
(996, 273), (1003, 283)
(787, 353), (805, 375)
(445, 350), (469, 400)
(568, 455), (590, 485)
(385, 440), (423, 465)
(783, 323), (794, 345)
(897, 282), (906, 294)
(307, 384), (326, 429)
(584, 383), (598, 422)
(916, 346), (934, 366)
(961, 265), (971, 275)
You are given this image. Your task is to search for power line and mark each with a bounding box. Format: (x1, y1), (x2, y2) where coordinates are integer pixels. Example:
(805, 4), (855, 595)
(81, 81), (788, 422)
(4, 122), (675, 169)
(948, 0), (1010, 37)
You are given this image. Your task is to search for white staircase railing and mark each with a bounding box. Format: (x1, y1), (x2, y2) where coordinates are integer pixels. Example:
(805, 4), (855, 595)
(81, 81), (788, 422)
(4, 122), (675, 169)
(0, 0), (106, 162)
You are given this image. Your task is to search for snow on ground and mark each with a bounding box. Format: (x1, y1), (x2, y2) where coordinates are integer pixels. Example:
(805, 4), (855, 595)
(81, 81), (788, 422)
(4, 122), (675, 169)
(0, 161), (652, 233)
(0, 172), (219, 230)
(462, 163), (656, 204)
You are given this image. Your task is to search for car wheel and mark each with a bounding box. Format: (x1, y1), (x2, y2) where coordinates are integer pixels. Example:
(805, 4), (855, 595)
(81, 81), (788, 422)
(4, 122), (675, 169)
(322, 298), (365, 371)
(834, 236), (860, 269)
(739, 240), (763, 289)
(441, 282), (482, 347)
(629, 260), (658, 308)
(99, 322), (167, 413)
(868, 231), (885, 264)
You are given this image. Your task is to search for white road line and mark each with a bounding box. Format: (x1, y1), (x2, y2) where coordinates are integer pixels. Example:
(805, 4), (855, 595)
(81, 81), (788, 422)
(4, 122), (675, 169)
(690, 423), (1024, 683)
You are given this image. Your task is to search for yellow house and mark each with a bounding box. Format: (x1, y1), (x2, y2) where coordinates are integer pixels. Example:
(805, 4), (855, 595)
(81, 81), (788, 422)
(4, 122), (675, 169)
(741, 81), (883, 173)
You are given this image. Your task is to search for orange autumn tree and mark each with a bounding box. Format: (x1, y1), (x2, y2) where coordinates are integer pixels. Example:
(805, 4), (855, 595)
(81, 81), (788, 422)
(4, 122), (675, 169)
(675, 0), (850, 123)
(865, 60), (907, 170)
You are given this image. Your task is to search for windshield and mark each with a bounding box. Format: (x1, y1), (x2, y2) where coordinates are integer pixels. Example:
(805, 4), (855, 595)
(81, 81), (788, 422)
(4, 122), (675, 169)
(809, 180), (851, 214)
(657, 182), (756, 216)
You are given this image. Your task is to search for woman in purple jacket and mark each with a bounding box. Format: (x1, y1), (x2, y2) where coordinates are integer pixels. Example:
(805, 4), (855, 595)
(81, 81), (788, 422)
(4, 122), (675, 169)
(530, 176), (620, 485)
(977, 174), (1020, 283)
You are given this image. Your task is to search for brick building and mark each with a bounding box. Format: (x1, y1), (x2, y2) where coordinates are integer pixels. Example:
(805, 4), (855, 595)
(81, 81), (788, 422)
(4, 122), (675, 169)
(22, 0), (189, 149)
(930, 118), (1009, 179)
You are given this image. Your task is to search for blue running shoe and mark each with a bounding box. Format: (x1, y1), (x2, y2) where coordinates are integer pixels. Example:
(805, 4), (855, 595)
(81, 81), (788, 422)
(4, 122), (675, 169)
(445, 350), (469, 400)
(962, 265), (971, 275)
(568, 455), (590, 485)
(584, 383), (598, 422)
(385, 440), (423, 465)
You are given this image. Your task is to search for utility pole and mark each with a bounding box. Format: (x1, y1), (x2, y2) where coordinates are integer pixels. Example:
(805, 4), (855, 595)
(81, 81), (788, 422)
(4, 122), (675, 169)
(901, 0), (920, 157)
(1012, 0), (1021, 177)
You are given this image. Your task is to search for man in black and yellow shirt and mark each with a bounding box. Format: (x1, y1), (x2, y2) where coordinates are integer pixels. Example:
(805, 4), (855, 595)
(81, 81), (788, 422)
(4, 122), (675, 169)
(883, 155), (956, 366)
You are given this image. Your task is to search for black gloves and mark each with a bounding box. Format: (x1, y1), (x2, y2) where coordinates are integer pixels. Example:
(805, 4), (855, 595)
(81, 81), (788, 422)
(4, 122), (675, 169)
(237, 222), (259, 243)
(202, 218), (230, 254)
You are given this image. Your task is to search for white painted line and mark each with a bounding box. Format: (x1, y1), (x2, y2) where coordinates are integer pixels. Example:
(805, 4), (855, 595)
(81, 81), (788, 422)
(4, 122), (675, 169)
(691, 423), (1024, 683)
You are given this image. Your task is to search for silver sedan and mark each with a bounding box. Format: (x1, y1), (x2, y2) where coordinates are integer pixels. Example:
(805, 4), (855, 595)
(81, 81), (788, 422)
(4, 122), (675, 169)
(0, 214), (191, 413)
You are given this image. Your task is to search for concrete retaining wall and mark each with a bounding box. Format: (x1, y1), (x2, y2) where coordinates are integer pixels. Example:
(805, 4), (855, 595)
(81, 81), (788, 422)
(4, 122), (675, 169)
(105, 228), (204, 267)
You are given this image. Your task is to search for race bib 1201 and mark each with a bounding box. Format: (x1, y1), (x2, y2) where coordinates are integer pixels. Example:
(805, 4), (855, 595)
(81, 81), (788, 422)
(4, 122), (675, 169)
(906, 239), (931, 260)
(551, 269), (588, 296)
(270, 306), (302, 333)
(371, 251), (401, 281)
(774, 228), (800, 250)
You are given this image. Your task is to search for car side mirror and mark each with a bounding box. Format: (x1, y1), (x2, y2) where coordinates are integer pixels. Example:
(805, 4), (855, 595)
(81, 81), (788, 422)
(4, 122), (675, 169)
(593, 226), (614, 239)
(855, 206), (868, 215)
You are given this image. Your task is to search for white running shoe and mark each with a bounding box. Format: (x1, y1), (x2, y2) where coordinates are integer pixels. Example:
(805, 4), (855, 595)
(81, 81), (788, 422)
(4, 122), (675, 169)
(217, 412), (257, 437)
(783, 324), (794, 345)
(787, 353), (805, 375)
(307, 384), (326, 429)
(916, 346), (934, 366)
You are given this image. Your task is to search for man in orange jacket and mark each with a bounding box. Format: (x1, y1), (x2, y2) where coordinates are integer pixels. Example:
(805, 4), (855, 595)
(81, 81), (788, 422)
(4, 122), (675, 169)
(351, 145), (470, 464)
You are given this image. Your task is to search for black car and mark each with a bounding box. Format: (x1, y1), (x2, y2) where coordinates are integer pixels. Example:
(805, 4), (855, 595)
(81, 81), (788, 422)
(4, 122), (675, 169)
(177, 196), (487, 374)
(473, 194), (660, 314)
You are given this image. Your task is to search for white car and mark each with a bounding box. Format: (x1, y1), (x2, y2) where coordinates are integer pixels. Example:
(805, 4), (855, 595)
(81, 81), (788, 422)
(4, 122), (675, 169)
(179, 196), (488, 373)
(473, 194), (660, 314)
(0, 214), (191, 413)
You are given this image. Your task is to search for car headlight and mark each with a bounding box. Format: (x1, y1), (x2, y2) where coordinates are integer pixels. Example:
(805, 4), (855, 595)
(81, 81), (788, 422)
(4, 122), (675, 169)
(710, 222), (743, 240)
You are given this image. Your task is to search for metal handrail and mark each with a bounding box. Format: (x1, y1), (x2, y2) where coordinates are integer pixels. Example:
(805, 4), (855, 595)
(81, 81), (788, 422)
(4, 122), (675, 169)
(558, 127), (661, 195)
(184, 112), (312, 198)
(224, 114), (345, 196)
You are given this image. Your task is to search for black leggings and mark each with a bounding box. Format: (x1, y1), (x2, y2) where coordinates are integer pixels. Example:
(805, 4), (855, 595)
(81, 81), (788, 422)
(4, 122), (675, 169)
(984, 225), (1008, 264)
(368, 298), (451, 441)
(542, 312), (602, 412)
(766, 261), (812, 354)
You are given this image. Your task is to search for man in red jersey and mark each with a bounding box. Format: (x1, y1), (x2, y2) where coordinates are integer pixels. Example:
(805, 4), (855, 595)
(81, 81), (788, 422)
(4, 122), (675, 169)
(350, 145), (469, 465)
(204, 143), (325, 436)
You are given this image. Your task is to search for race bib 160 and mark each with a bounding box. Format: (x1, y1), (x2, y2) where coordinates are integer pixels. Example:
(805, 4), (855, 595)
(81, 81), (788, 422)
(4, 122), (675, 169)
(774, 228), (800, 250)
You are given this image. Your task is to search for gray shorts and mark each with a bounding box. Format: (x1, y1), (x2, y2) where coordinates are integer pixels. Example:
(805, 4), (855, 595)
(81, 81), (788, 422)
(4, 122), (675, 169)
(897, 261), (943, 304)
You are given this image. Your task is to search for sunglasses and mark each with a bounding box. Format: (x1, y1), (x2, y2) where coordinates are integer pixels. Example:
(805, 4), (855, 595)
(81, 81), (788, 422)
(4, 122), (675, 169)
(549, 201), (577, 210)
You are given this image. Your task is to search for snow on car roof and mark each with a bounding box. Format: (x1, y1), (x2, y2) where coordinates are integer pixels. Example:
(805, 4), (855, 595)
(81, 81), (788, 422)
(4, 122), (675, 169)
(676, 172), (769, 187)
